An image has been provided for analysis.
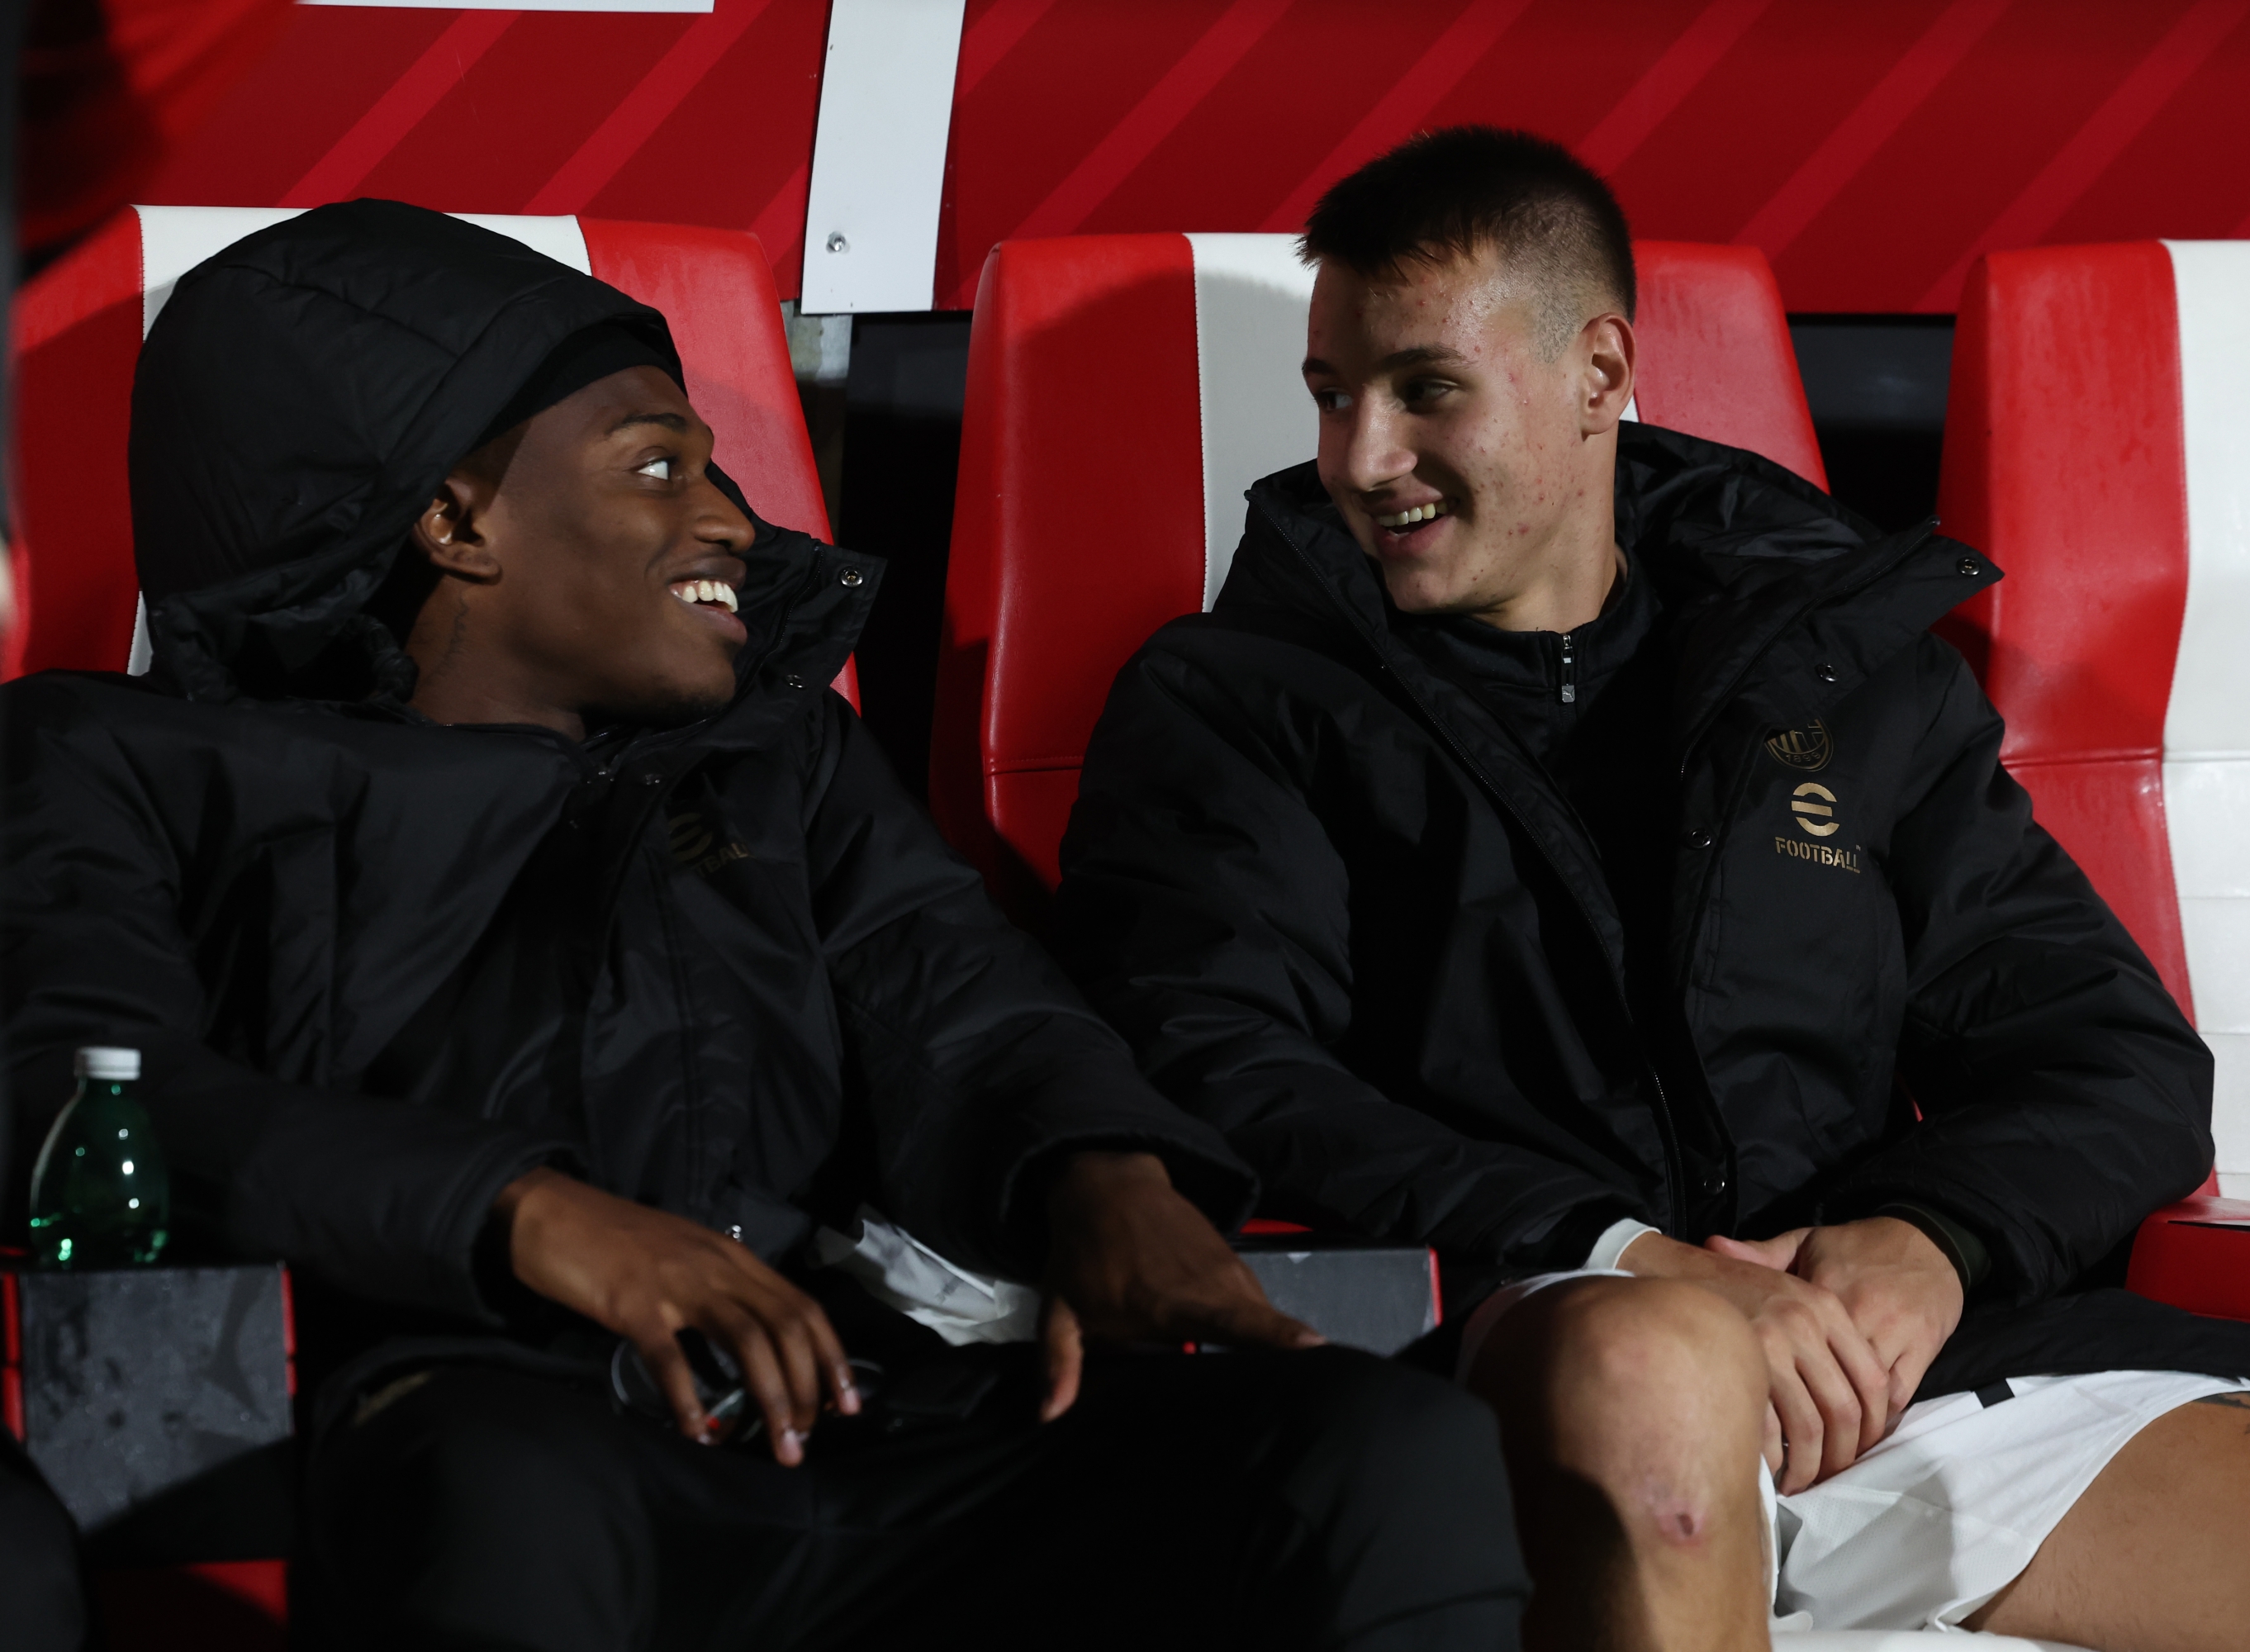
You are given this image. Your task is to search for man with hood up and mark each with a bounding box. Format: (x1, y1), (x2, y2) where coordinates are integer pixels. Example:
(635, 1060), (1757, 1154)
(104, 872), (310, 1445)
(0, 201), (1526, 1650)
(1052, 129), (2250, 1651)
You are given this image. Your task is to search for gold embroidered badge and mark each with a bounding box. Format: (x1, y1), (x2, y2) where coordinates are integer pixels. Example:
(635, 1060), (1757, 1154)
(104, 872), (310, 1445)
(1765, 721), (1832, 771)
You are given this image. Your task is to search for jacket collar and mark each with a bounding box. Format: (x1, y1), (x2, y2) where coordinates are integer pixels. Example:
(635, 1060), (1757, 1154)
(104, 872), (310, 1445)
(1230, 421), (2000, 767)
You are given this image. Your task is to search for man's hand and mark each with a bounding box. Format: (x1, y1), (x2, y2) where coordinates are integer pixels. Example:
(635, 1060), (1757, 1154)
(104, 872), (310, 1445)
(1708, 1217), (1964, 1435)
(1039, 1151), (1323, 1422)
(495, 1168), (860, 1462)
(1618, 1230), (1889, 1493)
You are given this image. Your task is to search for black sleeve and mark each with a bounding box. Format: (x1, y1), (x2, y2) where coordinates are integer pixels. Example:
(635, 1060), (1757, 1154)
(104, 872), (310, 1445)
(799, 695), (1252, 1278)
(1054, 642), (1650, 1271)
(1827, 638), (2213, 1302)
(1, 700), (576, 1322)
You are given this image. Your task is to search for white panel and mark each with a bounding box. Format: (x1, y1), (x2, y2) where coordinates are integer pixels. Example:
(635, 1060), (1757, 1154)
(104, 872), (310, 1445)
(2176, 895), (2250, 1030)
(136, 206), (306, 337)
(2160, 758), (2250, 897)
(1187, 233), (1319, 610)
(2162, 241), (2250, 758)
(302, 1), (711, 11)
(138, 207), (589, 339)
(2162, 242), (2250, 1189)
(2200, 1030), (2250, 1186)
(449, 213), (591, 275)
(798, 0), (967, 315)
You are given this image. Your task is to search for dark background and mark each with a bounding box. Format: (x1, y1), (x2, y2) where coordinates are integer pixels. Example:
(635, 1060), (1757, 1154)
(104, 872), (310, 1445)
(833, 314), (1953, 801)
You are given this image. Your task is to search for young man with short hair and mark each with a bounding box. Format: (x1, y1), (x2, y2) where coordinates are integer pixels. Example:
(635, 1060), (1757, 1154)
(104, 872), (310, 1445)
(2, 201), (1526, 1650)
(1055, 127), (2250, 1651)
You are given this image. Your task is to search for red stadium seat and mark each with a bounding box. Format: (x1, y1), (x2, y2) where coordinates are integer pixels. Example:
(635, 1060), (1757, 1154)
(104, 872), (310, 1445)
(6, 206), (854, 706)
(1938, 241), (2250, 1317)
(931, 233), (1826, 914)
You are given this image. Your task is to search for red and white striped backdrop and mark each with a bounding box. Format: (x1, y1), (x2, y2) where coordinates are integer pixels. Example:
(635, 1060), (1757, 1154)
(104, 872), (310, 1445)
(121, 0), (2250, 313)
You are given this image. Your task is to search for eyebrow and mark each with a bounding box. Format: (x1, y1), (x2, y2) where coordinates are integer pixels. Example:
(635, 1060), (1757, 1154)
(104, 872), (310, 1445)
(608, 411), (689, 435)
(1302, 344), (1469, 376)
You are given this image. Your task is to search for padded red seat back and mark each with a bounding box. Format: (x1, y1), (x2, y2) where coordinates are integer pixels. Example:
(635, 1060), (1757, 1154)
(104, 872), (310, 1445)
(1938, 240), (2250, 1199)
(932, 233), (1825, 910)
(7, 206), (851, 702)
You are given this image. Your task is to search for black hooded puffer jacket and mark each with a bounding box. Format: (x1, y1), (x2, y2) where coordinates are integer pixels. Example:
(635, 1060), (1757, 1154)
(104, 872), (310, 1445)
(1056, 430), (2250, 1394)
(2, 202), (1250, 1376)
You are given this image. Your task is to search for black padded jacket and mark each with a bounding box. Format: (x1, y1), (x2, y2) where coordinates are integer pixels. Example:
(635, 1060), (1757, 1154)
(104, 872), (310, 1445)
(1, 203), (1250, 1388)
(1055, 427), (2245, 1393)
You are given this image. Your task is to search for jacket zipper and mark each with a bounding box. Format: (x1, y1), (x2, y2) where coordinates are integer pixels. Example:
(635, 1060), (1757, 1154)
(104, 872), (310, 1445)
(1265, 525), (1689, 1225)
(1559, 633), (1577, 705)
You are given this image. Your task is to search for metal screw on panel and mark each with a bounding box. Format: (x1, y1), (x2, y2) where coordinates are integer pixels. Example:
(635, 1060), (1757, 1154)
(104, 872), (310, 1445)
(826, 232), (849, 254)
(1957, 556), (1982, 577)
(1815, 662), (1839, 683)
(840, 567), (864, 587)
(786, 673), (806, 690)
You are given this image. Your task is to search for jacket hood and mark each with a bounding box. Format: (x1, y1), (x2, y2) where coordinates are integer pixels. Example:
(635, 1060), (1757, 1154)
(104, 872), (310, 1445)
(128, 199), (729, 703)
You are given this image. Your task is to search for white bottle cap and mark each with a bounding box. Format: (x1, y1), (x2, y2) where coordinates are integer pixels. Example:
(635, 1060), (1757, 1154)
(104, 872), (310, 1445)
(75, 1047), (141, 1081)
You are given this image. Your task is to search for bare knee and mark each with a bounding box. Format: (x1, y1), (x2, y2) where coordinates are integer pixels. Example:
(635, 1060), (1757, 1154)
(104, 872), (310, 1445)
(1477, 1279), (1763, 1550)
(1546, 1278), (1761, 1409)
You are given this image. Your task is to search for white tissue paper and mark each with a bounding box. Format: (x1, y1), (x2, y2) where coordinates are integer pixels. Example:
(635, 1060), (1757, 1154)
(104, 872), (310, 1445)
(811, 1206), (1042, 1346)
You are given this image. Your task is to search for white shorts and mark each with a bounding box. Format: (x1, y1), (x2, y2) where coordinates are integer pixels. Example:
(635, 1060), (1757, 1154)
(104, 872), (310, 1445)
(1458, 1271), (2250, 1634)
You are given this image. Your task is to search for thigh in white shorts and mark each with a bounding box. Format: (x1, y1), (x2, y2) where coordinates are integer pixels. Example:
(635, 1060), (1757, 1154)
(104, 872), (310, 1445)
(1456, 1270), (2250, 1633)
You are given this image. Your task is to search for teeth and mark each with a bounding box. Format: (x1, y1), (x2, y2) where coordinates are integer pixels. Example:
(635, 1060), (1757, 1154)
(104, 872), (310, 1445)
(670, 579), (740, 613)
(1374, 501), (1449, 529)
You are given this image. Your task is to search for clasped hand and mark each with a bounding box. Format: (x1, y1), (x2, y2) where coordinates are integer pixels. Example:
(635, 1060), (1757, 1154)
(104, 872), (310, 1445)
(495, 1153), (1319, 1466)
(1621, 1217), (1963, 1493)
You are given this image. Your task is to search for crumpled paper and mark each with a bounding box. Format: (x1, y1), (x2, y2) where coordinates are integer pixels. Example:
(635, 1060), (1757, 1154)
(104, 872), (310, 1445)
(811, 1206), (1042, 1346)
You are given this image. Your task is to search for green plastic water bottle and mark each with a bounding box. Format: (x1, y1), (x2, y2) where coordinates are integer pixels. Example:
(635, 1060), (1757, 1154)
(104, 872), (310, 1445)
(27, 1047), (169, 1268)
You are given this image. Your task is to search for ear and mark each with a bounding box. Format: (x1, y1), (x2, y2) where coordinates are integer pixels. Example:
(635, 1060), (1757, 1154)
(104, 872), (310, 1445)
(408, 470), (504, 583)
(1578, 312), (1636, 437)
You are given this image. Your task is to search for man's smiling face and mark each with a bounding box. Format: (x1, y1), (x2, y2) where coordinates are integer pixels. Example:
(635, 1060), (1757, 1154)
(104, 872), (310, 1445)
(406, 363), (757, 735)
(1303, 244), (1635, 632)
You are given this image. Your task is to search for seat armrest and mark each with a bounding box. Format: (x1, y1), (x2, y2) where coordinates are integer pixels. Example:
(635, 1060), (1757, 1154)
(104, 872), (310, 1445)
(2126, 1196), (2250, 1321)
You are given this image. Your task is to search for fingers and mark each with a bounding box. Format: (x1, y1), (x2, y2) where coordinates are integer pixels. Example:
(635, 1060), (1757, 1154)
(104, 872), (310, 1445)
(639, 1331), (712, 1443)
(1706, 1229), (1809, 1271)
(809, 1307), (862, 1417)
(1794, 1339), (1868, 1486)
(1816, 1295), (1893, 1460)
(1040, 1295), (1084, 1423)
(1184, 1295), (1326, 1353)
(1753, 1288), (1881, 1491)
(1773, 1350), (1826, 1503)
(703, 1308), (805, 1464)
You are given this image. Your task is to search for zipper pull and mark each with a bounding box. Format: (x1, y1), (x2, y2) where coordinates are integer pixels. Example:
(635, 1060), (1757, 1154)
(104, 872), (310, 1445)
(1559, 633), (1577, 705)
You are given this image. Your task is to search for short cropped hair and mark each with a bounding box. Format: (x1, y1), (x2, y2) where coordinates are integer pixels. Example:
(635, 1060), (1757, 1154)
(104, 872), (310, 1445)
(1300, 126), (1635, 358)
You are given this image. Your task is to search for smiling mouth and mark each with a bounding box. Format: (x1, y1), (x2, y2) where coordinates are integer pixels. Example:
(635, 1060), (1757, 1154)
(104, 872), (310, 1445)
(1373, 499), (1450, 529)
(667, 577), (739, 615)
